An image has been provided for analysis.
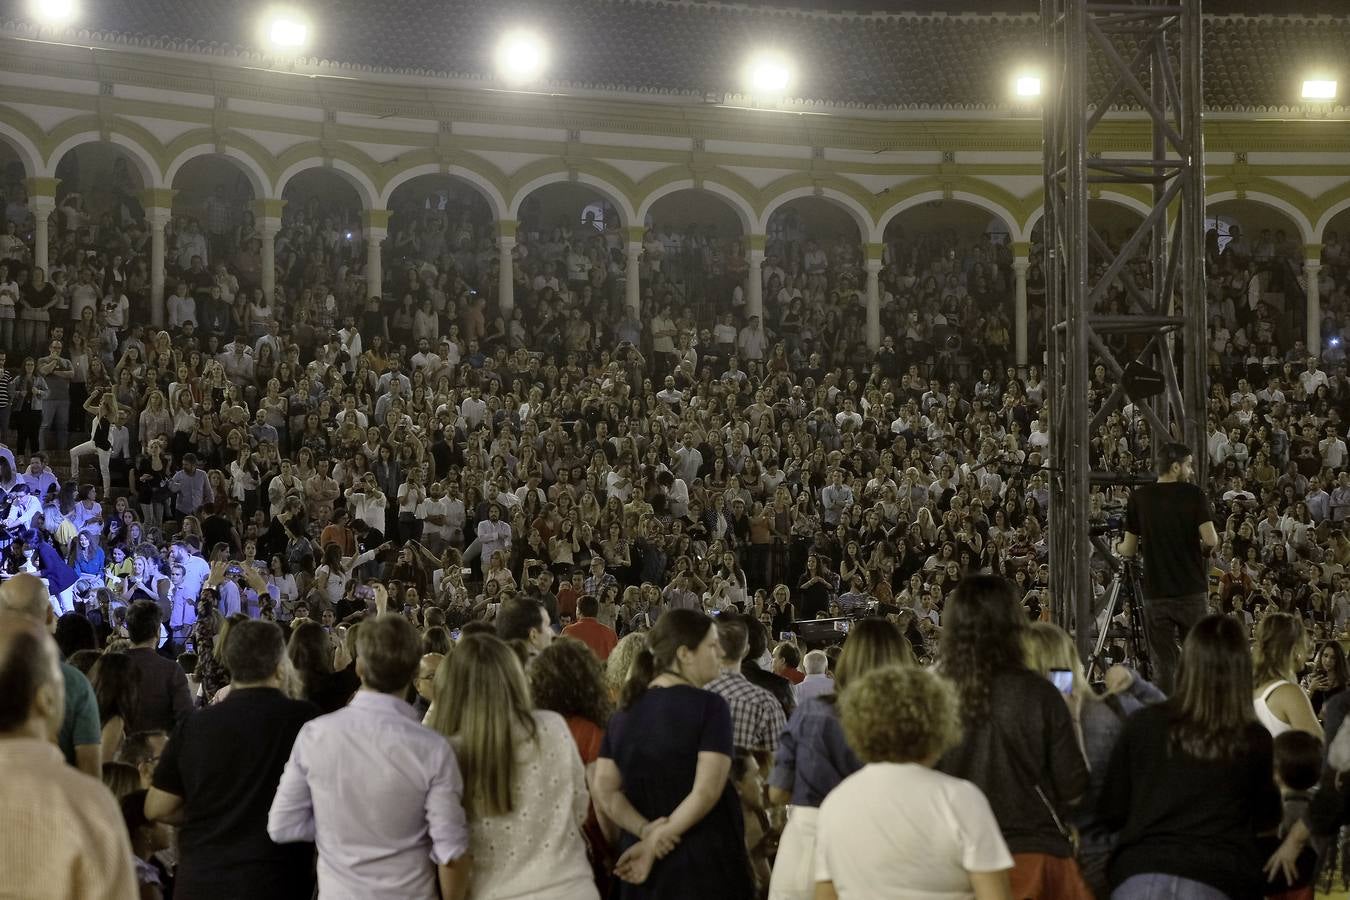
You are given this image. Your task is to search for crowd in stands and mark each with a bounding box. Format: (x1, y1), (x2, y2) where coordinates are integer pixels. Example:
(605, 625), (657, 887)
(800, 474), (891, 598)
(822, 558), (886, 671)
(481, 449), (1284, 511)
(5, 154), (1350, 900)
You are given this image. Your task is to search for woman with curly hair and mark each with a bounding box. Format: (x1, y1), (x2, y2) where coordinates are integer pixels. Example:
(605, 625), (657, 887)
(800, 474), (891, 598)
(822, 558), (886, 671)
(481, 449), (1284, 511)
(604, 632), (648, 703)
(528, 637), (614, 765)
(529, 637), (617, 890)
(936, 575), (1091, 898)
(767, 618), (913, 900)
(814, 665), (1013, 900)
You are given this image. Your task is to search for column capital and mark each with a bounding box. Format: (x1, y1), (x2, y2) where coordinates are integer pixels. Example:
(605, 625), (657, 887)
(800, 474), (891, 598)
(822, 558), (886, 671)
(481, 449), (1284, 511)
(497, 233), (516, 248)
(140, 187), (177, 210)
(361, 208), (391, 230)
(625, 225), (646, 244)
(625, 240), (643, 255)
(1011, 241), (1031, 258)
(1012, 257), (1030, 273)
(366, 227), (388, 243)
(257, 218), (282, 237)
(1304, 242), (1323, 260)
(146, 206), (173, 228)
(25, 176), (59, 201)
(746, 233), (767, 252)
(251, 197), (287, 220)
(865, 241), (885, 262)
(496, 219), (518, 239)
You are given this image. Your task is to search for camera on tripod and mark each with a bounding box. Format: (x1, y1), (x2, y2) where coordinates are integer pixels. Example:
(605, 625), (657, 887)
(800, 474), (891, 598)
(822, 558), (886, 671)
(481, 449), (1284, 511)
(1087, 525), (1151, 685)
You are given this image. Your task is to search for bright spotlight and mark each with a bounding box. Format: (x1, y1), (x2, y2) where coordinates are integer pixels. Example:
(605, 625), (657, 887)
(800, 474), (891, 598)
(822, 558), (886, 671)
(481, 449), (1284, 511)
(265, 11), (310, 51)
(1015, 75), (1042, 98)
(495, 30), (548, 85)
(746, 53), (792, 96)
(1303, 79), (1338, 101)
(29, 0), (77, 26)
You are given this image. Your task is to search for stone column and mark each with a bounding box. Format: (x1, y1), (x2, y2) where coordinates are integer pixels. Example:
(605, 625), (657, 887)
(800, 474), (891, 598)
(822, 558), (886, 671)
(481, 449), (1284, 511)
(361, 209), (390, 301)
(865, 242), (883, 351)
(497, 238), (515, 316)
(1013, 242), (1030, 367)
(25, 177), (57, 275)
(365, 230), (385, 301)
(747, 233), (766, 323)
(1304, 244), (1324, 355)
(625, 226), (644, 319)
(147, 208), (172, 328)
(252, 198), (285, 304)
(259, 222), (278, 302)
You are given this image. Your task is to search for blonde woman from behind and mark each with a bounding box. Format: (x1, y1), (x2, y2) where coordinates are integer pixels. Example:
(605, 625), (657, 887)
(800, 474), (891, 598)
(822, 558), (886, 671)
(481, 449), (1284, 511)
(427, 633), (598, 900)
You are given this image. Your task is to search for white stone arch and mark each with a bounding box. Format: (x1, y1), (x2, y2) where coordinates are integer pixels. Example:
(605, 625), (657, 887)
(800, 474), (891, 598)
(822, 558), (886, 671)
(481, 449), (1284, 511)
(508, 172), (634, 228)
(164, 144), (272, 199)
(757, 186), (875, 242)
(636, 179), (756, 235)
(877, 190), (1022, 243)
(378, 163), (508, 220)
(274, 158), (379, 210)
(46, 131), (163, 189)
(1022, 191), (1153, 240)
(1314, 197), (1350, 243)
(0, 121), (45, 178)
(1205, 190), (1315, 246)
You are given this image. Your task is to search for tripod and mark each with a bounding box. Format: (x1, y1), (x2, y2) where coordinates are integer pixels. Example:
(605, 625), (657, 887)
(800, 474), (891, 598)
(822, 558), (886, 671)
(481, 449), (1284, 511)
(1088, 533), (1151, 684)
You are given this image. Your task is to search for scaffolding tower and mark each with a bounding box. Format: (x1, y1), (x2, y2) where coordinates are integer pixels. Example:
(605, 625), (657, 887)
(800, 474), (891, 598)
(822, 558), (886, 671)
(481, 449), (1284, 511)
(1041, 0), (1208, 661)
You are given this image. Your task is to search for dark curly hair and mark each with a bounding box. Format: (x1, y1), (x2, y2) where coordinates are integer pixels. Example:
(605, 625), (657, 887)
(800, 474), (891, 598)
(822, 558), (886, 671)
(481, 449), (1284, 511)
(938, 574), (1027, 721)
(527, 637), (613, 728)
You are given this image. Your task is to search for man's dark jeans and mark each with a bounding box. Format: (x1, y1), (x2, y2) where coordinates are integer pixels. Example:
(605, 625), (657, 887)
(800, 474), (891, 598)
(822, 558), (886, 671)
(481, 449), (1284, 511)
(1143, 593), (1208, 694)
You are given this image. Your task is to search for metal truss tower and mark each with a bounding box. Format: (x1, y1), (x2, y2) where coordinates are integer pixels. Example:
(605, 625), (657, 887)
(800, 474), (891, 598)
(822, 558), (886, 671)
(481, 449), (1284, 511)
(1041, 0), (1208, 660)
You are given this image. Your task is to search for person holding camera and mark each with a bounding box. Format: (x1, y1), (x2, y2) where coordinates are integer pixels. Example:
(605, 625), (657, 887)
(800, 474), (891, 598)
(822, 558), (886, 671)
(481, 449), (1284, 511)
(1117, 442), (1220, 694)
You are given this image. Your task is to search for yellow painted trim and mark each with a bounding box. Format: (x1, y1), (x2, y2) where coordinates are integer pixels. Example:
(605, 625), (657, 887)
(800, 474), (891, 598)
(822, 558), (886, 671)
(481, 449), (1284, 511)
(362, 209), (391, 230)
(140, 187), (177, 208)
(25, 175), (59, 199)
(252, 198), (287, 219)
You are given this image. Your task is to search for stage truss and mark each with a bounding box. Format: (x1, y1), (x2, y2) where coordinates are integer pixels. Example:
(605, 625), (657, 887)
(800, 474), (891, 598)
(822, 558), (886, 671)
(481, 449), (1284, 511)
(1041, 0), (1208, 659)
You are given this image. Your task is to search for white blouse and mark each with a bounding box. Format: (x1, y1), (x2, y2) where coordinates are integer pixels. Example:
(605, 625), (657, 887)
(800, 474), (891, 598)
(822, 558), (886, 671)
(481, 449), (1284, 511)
(463, 711), (598, 900)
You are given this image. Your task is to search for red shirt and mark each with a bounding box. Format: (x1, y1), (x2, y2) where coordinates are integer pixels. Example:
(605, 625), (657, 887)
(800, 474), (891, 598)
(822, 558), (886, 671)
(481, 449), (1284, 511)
(562, 617), (619, 660)
(557, 584), (581, 622)
(780, 666), (805, 685)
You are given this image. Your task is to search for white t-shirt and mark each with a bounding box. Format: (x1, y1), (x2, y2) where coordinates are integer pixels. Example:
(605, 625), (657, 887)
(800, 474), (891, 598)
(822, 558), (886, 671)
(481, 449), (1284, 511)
(416, 496), (454, 542)
(815, 763), (1012, 900)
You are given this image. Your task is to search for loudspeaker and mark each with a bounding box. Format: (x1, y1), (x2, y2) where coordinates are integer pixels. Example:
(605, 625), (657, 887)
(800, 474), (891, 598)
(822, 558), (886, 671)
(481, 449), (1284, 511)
(1121, 361), (1165, 400)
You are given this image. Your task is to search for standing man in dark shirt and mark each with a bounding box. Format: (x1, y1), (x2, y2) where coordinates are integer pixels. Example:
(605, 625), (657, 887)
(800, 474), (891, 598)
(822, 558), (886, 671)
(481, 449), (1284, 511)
(1118, 442), (1220, 693)
(739, 615), (795, 719)
(146, 620), (320, 900)
(123, 599), (193, 733)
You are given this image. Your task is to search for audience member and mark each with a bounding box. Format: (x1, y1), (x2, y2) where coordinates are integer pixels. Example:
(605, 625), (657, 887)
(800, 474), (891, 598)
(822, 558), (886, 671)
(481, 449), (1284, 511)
(146, 620), (319, 900)
(815, 665), (1014, 900)
(268, 613), (472, 899)
(428, 633), (599, 899)
(0, 613), (138, 899)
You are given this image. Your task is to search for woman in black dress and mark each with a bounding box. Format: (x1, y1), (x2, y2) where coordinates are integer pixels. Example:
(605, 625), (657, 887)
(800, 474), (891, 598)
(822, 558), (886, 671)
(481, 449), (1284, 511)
(593, 608), (754, 899)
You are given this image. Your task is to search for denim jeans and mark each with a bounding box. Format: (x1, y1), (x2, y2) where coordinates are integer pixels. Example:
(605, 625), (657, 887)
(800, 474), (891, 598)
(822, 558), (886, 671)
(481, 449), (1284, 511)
(1112, 874), (1229, 900)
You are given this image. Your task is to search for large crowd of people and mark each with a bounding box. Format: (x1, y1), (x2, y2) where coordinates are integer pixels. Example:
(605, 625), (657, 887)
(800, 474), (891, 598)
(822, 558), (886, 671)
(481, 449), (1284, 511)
(3, 151), (1350, 900)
